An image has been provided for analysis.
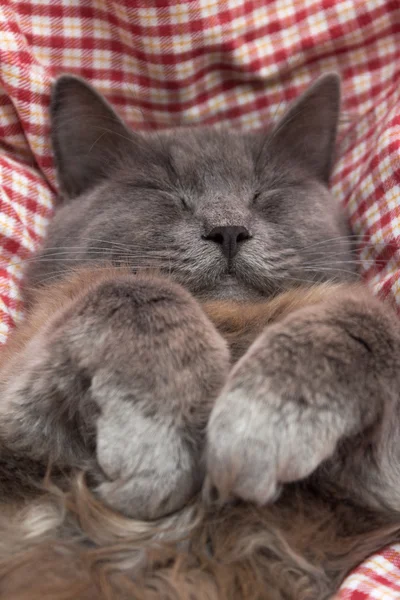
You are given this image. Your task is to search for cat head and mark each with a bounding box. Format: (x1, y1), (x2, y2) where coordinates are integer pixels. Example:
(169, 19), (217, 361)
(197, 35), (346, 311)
(45, 73), (355, 300)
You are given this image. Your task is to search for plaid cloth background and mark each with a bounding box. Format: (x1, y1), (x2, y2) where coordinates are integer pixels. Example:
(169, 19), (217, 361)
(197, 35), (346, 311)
(1, 0), (400, 596)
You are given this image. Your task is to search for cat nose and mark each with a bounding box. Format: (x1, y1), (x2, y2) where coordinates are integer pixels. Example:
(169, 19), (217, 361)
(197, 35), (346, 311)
(204, 226), (251, 260)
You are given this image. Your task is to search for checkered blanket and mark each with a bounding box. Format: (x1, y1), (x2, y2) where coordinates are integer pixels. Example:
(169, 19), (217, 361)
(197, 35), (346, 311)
(1, 1), (400, 596)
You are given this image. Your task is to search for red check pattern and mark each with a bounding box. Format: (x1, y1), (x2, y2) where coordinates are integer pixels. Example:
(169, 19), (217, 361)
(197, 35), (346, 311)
(1, 1), (400, 596)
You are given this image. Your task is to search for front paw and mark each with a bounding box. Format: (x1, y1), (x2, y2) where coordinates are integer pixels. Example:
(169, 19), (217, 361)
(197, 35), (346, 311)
(206, 294), (388, 505)
(0, 271), (229, 519)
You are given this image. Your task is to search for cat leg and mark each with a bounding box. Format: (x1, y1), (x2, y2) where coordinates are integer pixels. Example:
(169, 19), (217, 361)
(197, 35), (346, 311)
(206, 285), (400, 508)
(0, 268), (229, 519)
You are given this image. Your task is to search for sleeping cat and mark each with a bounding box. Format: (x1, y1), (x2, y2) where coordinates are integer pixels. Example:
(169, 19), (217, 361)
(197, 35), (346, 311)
(0, 73), (400, 599)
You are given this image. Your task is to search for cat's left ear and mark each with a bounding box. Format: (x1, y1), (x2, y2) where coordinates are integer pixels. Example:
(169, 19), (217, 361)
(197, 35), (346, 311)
(268, 73), (341, 183)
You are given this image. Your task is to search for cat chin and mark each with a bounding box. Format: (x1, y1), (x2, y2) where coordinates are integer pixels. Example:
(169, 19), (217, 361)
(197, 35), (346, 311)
(196, 277), (266, 302)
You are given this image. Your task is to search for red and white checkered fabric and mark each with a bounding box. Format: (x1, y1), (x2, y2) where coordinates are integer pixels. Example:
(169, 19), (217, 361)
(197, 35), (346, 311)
(1, 1), (400, 596)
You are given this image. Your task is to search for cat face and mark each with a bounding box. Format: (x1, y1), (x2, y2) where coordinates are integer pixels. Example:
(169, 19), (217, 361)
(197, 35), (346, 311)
(28, 74), (356, 300)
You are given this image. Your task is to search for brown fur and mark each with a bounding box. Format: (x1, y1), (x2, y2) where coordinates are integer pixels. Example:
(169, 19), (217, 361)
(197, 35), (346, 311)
(0, 266), (134, 378)
(1, 482), (399, 600)
(0, 268), (399, 599)
(203, 283), (346, 361)
(2, 268), (342, 371)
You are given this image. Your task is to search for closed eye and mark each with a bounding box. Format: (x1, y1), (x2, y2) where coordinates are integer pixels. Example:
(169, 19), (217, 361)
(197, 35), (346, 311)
(128, 181), (188, 209)
(252, 188), (288, 205)
(129, 181), (165, 192)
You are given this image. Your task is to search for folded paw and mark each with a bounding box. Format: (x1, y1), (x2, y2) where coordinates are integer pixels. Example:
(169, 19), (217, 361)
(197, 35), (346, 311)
(206, 297), (386, 505)
(0, 271), (230, 519)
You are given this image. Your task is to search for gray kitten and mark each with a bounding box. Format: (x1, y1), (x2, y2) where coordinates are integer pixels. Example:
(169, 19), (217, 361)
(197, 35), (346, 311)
(1, 73), (400, 599)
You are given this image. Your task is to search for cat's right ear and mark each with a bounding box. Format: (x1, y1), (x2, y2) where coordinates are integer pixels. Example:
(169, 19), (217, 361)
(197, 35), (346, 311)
(50, 75), (135, 200)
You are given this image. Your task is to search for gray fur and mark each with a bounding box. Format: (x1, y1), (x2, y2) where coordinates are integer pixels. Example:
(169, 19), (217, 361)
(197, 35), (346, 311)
(1, 274), (229, 518)
(206, 288), (400, 510)
(3, 73), (400, 568)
